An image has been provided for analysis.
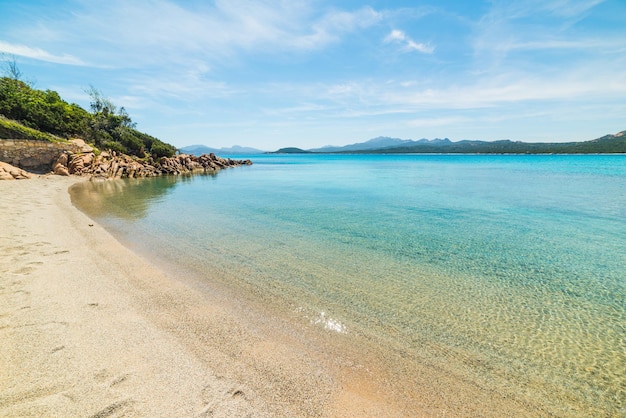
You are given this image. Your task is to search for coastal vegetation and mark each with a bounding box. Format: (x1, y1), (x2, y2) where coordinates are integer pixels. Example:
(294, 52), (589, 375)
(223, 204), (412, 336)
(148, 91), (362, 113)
(0, 115), (60, 142)
(0, 63), (252, 180)
(0, 72), (176, 158)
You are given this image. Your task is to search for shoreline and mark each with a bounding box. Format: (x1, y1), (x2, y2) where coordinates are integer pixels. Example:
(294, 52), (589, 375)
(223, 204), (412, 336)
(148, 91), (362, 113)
(1, 175), (266, 416)
(1, 175), (572, 417)
(0, 176), (405, 417)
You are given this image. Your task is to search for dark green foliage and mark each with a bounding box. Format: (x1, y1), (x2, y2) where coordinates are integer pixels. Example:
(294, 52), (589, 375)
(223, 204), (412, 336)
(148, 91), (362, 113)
(274, 147), (311, 153)
(0, 76), (177, 157)
(150, 141), (177, 158)
(0, 77), (90, 137)
(101, 140), (127, 154)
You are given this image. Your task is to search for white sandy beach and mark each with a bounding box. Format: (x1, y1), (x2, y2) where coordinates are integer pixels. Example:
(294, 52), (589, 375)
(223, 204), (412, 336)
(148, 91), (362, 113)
(0, 176), (405, 417)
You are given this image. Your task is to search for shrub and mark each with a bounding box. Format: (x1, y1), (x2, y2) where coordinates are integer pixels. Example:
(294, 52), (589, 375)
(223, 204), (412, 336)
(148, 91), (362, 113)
(151, 142), (176, 158)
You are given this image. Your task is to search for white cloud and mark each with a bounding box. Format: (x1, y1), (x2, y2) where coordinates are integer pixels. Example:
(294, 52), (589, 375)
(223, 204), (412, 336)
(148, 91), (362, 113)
(478, 0), (605, 21)
(472, 0), (611, 57)
(0, 40), (85, 65)
(45, 0), (383, 68)
(528, 0), (605, 19)
(384, 66), (626, 111)
(261, 57), (626, 117)
(407, 116), (471, 128)
(384, 29), (434, 53)
(292, 7), (382, 49)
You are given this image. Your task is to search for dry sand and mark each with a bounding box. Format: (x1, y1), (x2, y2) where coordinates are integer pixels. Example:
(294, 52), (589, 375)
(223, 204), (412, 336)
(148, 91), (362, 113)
(0, 176), (404, 417)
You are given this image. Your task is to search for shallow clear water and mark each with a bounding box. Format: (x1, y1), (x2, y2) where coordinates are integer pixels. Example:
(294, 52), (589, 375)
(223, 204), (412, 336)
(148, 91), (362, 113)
(71, 154), (626, 415)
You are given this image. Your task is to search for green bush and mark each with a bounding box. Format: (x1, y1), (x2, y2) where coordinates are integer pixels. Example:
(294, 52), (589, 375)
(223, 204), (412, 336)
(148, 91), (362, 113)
(0, 78), (90, 137)
(150, 141), (176, 158)
(101, 140), (127, 154)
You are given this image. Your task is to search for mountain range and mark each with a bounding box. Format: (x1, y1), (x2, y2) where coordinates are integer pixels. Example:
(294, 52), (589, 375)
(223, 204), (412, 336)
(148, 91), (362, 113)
(308, 136), (432, 152)
(179, 144), (266, 155)
(272, 131), (626, 154)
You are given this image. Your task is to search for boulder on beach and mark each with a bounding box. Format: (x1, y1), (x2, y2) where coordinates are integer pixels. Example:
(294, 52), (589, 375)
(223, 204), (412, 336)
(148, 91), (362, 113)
(0, 161), (33, 180)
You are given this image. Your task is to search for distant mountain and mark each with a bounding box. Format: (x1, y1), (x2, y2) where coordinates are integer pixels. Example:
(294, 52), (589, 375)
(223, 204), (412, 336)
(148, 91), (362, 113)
(309, 136), (454, 152)
(310, 137), (413, 152)
(273, 147), (312, 154)
(363, 131), (626, 154)
(179, 144), (266, 155)
(274, 131), (626, 154)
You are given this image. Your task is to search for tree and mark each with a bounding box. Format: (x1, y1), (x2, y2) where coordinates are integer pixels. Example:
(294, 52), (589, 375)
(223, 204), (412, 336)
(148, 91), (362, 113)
(1, 55), (23, 81)
(86, 85), (117, 115)
(84, 87), (173, 157)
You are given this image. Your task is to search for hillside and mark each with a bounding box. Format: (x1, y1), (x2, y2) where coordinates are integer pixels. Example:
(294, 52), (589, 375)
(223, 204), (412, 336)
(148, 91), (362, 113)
(0, 76), (176, 157)
(273, 147), (312, 154)
(0, 115), (61, 142)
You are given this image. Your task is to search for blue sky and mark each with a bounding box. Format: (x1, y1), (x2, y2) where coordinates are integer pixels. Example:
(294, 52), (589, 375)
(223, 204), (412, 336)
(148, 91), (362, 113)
(1, 0), (625, 150)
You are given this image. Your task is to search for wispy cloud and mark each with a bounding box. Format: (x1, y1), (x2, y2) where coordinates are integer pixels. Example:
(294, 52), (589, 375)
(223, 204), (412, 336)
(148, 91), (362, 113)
(517, 0), (605, 19)
(477, 0), (605, 21)
(265, 57), (626, 116)
(407, 116), (471, 128)
(291, 7), (382, 49)
(384, 30), (434, 53)
(472, 0), (610, 56)
(382, 70), (626, 111)
(0, 40), (85, 65)
(40, 0), (383, 68)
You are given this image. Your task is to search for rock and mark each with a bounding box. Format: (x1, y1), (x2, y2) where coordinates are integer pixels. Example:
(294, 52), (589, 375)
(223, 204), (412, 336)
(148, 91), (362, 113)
(53, 153), (70, 176)
(68, 153), (95, 174)
(69, 138), (94, 153)
(53, 162), (70, 176)
(0, 161), (34, 180)
(56, 153), (69, 165)
(34, 149), (253, 180)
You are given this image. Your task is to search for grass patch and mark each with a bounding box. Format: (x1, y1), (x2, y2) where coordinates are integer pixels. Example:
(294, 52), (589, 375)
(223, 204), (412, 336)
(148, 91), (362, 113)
(0, 115), (63, 142)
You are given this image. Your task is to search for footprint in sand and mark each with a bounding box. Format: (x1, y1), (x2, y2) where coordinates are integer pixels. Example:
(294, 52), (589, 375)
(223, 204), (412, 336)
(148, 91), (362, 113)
(51, 345), (65, 353)
(88, 400), (134, 418)
(11, 266), (36, 275)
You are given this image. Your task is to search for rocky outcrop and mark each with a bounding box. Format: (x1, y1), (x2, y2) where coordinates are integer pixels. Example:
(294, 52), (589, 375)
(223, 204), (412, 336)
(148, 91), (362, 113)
(53, 151), (252, 179)
(0, 161), (33, 180)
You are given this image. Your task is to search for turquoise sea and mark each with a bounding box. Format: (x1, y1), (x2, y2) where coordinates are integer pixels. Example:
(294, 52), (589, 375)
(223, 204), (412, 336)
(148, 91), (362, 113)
(71, 154), (625, 416)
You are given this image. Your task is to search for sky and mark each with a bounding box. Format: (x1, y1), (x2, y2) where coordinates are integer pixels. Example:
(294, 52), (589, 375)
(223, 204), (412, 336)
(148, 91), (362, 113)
(1, 0), (625, 151)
